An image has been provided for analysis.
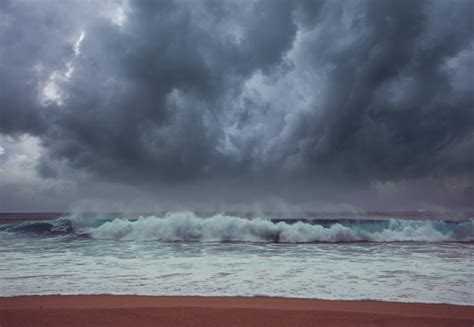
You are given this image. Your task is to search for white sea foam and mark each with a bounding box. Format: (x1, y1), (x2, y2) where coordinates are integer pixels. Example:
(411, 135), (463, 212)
(76, 212), (473, 242)
(1, 213), (473, 304)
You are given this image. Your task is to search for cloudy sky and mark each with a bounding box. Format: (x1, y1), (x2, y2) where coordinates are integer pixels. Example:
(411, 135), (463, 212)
(0, 0), (473, 212)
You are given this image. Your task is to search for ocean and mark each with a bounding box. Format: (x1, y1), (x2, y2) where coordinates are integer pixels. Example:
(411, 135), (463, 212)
(1, 212), (473, 305)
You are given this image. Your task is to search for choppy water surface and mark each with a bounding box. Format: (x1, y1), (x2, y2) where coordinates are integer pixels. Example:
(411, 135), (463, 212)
(1, 212), (473, 304)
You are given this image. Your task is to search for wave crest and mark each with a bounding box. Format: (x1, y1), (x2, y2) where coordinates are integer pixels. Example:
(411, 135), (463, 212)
(76, 212), (473, 243)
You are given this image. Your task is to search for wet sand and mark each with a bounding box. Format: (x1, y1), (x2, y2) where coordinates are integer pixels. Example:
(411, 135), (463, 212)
(1, 295), (473, 327)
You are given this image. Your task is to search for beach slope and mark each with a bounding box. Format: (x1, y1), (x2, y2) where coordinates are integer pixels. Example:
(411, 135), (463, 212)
(1, 295), (473, 327)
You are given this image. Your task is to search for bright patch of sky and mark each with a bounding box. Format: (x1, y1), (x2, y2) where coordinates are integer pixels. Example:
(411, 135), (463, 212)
(40, 31), (85, 106)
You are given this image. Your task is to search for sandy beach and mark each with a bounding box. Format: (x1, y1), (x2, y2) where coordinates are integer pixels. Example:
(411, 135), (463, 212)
(1, 295), (473, 327)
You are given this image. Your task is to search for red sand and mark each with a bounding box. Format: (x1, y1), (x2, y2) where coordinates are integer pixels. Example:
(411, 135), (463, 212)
(1, 295), (473, 326)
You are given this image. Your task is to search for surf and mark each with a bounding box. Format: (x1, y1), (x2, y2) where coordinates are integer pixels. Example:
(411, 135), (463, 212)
(2, 211), (472, 243)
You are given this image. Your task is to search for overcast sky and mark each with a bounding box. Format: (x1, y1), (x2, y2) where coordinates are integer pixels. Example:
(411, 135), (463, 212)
(0, 0), (473, 212)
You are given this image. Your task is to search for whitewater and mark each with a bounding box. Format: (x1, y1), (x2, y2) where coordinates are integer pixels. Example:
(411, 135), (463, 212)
(1, 212), (473, 304)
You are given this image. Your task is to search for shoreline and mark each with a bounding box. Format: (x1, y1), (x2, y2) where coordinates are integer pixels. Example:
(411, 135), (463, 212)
(1, 295), (473, 326)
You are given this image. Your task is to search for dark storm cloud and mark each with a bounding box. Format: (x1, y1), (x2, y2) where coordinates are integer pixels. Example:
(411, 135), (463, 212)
(0, 0), (60, 134)
(35, 0), (299, 183)
(0, 0), (473, 206)
(284, 0), (474, 183)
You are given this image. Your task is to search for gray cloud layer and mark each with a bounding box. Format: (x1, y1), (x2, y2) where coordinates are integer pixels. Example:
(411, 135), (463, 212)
(0, 0), (473, 210)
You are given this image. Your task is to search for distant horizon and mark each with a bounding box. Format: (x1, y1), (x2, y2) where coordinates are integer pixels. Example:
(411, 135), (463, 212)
(2, 209), (473, 220)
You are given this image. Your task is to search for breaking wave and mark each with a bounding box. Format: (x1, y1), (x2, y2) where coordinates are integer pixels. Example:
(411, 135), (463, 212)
(0, 219), (74, 235)
(2, 212), (472, 243)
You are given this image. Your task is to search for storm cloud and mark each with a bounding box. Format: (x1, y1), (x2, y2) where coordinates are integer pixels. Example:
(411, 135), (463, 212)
(0, 0), (473, 210)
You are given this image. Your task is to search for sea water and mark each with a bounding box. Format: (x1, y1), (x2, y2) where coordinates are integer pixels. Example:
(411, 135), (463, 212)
(1, 212), (473, 304)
